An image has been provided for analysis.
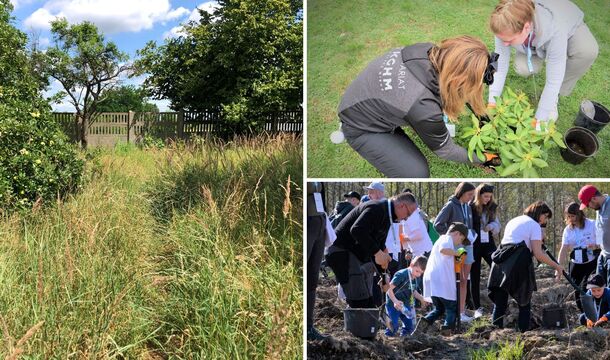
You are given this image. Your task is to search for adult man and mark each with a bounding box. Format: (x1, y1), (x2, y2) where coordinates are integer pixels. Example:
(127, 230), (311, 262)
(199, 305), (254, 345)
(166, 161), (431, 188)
(325, 192), (417, 308)
(361, 182), (386, 203)
(579, 185), (610, 285)
(306, 182), (329, 340)
(329, 191), (361, 228)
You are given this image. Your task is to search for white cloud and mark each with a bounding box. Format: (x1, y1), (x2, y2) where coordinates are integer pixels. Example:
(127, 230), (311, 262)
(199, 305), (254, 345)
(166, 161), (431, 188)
(10, 0), (19, 8)
(24, 0), (194, 34)
(24, 8), (55, 30)
(39, 36), (50, 48)
(163, 1), (219, 39)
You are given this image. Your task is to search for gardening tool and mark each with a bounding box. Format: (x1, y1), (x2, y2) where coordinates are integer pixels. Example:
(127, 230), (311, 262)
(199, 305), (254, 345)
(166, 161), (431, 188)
(542, 245), (597, 322)
(455, 248), (467, 332)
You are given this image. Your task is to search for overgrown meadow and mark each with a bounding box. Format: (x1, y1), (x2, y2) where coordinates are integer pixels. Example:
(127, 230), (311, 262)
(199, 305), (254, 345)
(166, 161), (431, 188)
(0, 135), (303, 359)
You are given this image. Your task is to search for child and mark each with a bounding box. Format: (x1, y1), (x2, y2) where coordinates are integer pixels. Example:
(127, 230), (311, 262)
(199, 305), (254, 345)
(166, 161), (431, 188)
(580, 274), (610, 328)
(414, 222), (470, 336)
(384, 255), (429, 337)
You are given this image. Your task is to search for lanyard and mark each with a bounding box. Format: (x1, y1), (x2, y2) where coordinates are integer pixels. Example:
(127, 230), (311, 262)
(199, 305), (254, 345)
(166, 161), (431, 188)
(598, 198), (609, 227)
(523, 31), (534, 73)
(461, 203), (469, 227)
(388, 199), (400, 251)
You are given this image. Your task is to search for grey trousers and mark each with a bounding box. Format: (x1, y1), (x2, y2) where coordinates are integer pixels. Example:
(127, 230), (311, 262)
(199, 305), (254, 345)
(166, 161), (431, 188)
(344, 126), (430, 178)
(307, 214), (327, 328)
(325, 245), (377, 307)
(514, 22), (599, 96)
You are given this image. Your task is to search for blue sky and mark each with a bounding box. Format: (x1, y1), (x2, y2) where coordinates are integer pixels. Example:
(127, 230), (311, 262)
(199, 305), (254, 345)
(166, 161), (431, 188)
(9, 0), (219, 111)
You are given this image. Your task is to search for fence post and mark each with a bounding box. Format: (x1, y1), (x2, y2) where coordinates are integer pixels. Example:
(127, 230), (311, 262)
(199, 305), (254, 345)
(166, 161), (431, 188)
(177, 110), (184, 139)
(127, 111), (135, 143)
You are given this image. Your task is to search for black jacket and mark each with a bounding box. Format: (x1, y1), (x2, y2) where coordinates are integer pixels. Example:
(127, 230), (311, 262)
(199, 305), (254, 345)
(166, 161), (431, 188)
(471, 203), (498, 257)
(334, 200), (397, 263)
(329, 201), (355, 228)
(488, 242), (537, 306)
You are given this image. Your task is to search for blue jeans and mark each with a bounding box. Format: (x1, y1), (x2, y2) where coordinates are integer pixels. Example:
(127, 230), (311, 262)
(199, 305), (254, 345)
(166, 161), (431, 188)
(597, 254), (610, 288)
(424, 296), (457, 328)
(385, 301), (414, 335)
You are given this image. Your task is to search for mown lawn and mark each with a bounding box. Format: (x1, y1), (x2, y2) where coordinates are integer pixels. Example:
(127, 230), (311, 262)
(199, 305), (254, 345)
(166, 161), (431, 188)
(307, 0), (610, 178)
(0, 135), (302, 358)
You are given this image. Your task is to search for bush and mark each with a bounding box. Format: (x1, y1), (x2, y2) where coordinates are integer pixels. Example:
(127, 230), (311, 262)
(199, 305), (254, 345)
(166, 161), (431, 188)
(0, 98), (83, 212)
(458, 87), (566, 178)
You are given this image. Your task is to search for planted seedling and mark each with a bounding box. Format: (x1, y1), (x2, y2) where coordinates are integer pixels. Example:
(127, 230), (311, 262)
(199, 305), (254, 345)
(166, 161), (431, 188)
(458, 87), (566, 178)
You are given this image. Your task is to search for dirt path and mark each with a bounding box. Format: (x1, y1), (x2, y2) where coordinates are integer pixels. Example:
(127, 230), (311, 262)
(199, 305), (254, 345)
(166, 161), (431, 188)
(308, 267), (610, 359)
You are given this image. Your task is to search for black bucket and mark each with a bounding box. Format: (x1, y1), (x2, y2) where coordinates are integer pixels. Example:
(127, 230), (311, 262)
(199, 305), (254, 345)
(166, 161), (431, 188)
(560, 126), (599, 165)
(343, 308), (380, 338)
(542, 306), (567, 328)
(574, 100), (610, 134)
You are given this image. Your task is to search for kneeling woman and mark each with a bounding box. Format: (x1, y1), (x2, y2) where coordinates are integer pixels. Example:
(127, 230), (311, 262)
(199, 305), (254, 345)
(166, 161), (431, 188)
(337, 35), (497, 177)
(488, 201), (564, 332)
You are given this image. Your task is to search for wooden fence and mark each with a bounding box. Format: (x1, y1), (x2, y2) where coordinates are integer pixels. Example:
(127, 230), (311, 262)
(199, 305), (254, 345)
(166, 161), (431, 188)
(53, 109), (303, 147)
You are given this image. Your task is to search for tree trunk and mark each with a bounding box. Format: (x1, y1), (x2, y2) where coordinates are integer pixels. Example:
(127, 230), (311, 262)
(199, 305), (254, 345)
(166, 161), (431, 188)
(78, 114), (88, 149)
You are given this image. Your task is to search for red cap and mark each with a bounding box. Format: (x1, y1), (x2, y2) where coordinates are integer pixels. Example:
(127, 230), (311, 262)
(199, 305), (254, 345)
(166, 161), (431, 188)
(578, 185), (598, 210)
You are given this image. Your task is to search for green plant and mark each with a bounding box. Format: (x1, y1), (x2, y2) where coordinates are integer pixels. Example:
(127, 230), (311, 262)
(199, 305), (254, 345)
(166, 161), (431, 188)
(459, 87), (566, 178)
(470, 337), (524, 360)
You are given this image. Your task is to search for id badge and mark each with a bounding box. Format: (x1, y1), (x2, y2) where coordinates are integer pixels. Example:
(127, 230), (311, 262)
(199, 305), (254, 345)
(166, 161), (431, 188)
(574, 249), (583, 264)
(480, 231), (489, 243)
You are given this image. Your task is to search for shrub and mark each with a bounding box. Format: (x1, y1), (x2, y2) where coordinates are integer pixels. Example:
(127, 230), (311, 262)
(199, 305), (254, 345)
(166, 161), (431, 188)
(458, 87), (566, 178)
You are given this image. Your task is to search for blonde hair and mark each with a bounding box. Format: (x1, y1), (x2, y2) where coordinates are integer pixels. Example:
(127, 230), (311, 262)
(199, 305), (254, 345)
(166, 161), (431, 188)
(428, 36), (488, 120)
(490, 0), (535, 35)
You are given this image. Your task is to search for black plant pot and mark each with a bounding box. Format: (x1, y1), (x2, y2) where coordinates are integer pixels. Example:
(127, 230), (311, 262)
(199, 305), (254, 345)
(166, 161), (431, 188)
(560, 126), (599, 165)
(574, 100), (610, 134)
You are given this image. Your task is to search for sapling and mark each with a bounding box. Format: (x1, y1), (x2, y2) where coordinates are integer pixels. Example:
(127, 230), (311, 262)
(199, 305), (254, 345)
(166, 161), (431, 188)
(459, 87), (566, 178)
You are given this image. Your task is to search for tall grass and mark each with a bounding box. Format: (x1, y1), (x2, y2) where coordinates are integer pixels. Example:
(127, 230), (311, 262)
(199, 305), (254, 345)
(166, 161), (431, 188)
(0, 134), (303, 358)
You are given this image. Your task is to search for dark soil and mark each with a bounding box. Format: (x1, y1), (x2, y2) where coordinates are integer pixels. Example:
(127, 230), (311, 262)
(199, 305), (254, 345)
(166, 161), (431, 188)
(567, 141), (586, 155)
(308, 266), (610, 359)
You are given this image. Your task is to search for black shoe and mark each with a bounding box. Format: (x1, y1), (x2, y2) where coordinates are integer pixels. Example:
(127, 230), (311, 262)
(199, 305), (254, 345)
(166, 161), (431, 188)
(307, 326), (328, 341)
(412, 318), (432, 335)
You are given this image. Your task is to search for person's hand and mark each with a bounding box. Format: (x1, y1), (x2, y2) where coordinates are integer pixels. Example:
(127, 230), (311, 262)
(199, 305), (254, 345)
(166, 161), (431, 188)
(404, 251), (413, 262)
(484, 225), (493, 232)
(587, 319), (594, 328)
(483, 153), (501, 167)
(487, 103), (496, 109)
(455, 247), (467, 261)
(554, 265), (564, 282)
(594, 316), (608, 327)
(394, 300), (404, 311)
(374, 250), (391, 269)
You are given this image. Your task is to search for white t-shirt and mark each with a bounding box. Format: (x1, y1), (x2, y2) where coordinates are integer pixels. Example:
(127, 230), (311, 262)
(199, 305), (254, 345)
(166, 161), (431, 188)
(385, 223), (401, 260)
(423, 234), (456, 301)
(562, 218), (597, 264)
(501, 215), (542, 252)
(402, 208), (433, 257)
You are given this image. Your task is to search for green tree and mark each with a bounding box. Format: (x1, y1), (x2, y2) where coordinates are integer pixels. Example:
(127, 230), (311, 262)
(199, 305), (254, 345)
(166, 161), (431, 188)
(96, 85), (159, 113)
(37, 19), (130, 148)
(135, 0), (303, 135)
(0, 0), (83, 212)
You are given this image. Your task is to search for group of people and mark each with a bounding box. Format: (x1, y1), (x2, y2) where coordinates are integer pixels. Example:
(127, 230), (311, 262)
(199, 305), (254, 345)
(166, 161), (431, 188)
(337, 0), (599, 177)
(306, 182), (610, 340)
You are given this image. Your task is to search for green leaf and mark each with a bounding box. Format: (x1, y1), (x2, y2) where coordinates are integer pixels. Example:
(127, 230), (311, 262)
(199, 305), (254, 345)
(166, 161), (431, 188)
(532, 158), (548, 168)
(476, 148), (485, 162)
(551, 131), (567, 148)
(523, 167), (539, 178)
(499, 162), (521, 177)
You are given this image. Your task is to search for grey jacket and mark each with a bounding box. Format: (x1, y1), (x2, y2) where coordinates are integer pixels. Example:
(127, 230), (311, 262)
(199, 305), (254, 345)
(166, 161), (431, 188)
(489, 0), (585, 120)
(434, 196), (474, 235)
(338, 43), (480, 164)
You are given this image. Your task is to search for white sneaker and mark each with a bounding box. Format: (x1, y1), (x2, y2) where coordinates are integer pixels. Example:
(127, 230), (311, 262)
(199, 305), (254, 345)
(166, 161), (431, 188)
(460, 313), (474, 322)
(474, 308), (484, 319)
